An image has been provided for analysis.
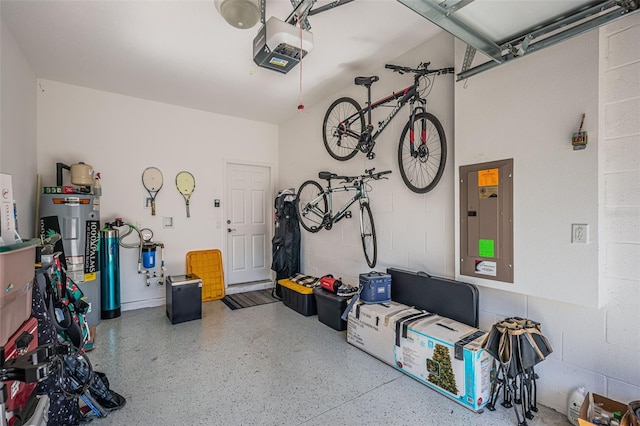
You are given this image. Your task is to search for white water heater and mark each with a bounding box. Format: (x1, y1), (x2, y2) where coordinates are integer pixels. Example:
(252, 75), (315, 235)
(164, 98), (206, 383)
(40, 194), (101, 326)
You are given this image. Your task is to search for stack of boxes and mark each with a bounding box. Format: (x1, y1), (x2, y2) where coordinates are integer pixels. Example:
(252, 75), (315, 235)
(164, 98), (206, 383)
(347, 300), (491, 412)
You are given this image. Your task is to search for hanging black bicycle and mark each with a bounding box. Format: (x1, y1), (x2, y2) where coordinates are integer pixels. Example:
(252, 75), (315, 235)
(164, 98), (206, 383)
(322, 62), (453, 193)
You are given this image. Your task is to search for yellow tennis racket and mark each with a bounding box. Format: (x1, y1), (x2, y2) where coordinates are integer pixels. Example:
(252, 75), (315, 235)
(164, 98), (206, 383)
(176, 171), (196, 218)
(142, 167), (163, 216)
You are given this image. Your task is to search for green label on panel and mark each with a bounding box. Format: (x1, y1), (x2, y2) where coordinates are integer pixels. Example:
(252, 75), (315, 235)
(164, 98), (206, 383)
(479, 239), (495, 258)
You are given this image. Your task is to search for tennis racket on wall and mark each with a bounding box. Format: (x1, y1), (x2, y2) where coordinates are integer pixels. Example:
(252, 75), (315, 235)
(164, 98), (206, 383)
(176, 171), (196, 218)
(142, 167), (163, 216)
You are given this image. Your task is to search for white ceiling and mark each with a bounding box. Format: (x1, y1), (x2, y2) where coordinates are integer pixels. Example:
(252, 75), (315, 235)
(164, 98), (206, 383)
(2, 0), (606, 124)
(1, 0), (443, 124)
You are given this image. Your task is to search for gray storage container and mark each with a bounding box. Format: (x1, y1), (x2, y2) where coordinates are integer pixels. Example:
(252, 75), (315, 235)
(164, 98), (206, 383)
(166, 274), (202, 324)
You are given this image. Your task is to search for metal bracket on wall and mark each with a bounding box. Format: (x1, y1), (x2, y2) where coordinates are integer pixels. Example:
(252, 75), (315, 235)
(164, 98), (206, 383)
(461, 45), (476, 73)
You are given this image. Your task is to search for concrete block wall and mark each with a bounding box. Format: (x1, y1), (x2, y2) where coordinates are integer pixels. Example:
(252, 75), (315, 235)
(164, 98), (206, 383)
(598, 11), (640, 400)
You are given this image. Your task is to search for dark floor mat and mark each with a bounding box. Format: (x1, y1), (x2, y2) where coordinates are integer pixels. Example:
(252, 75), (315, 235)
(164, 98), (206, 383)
(221, 289), (280, 310)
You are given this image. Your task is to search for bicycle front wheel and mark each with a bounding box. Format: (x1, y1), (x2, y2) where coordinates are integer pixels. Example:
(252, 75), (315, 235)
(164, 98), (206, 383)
(322, 97), (364, 161)
(398, 112), (447, 193)
(360, 202), (377, 268)
(297, 180), (327, 233)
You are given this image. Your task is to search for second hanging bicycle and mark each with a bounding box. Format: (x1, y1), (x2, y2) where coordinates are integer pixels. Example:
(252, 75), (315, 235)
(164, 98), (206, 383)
(322, 62), (453, 194)
(297, 168), (391, 268)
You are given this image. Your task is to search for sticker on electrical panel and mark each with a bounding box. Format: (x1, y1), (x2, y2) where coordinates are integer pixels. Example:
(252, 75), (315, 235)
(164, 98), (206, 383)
(478, 239), (494, 258)
(475, 260), (497, 276)
(479, 186), (498, 199)
(478, 168), (499, 187)
(269, 57), (288, 67)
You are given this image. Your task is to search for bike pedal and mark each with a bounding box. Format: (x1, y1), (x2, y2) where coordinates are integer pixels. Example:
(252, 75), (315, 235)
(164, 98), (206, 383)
(366, 152), (376, 160)
(345, 211), (352, 219)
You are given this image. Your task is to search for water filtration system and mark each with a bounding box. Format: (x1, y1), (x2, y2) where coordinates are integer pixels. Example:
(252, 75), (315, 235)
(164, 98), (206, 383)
(99, 218), (166, 318)
(100, 221), (121, 319)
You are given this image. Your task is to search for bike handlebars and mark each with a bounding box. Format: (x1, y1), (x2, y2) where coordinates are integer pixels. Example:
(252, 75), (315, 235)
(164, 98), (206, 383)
(339, 168), (392, 183)
(385, 62), (455, 76)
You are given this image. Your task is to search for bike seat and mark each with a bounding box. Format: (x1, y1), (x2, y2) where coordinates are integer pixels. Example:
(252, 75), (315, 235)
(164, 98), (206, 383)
(318, 171), (338, 181)
(354, 76), (379, 86)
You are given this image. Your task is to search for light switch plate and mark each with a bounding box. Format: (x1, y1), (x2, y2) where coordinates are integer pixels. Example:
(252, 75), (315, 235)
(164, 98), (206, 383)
(572, 224), (588, 244)
(163, 216), (174, 229)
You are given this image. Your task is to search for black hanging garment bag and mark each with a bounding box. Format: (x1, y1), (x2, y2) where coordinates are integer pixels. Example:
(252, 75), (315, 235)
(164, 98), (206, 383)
(271, 190), (301, 298)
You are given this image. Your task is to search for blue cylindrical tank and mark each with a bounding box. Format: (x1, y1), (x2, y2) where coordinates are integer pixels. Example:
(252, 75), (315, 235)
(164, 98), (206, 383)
(100, 226), (121, 319)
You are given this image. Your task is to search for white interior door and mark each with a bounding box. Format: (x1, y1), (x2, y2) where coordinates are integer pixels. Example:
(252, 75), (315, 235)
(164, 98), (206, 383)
(226, 163), (271, 285)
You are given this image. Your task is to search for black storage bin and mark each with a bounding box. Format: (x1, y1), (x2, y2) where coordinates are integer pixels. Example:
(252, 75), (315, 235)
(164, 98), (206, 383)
(279, 279), (316, 316)
(313, 287), (349, 331)
(166, 274), (202, 324)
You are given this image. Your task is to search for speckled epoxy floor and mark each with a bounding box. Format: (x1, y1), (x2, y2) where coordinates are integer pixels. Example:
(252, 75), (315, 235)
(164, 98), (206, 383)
(88, 300), (570, 425)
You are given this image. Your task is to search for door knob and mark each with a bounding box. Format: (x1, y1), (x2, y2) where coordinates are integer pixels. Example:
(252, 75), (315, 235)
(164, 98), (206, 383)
(227, 228), (236, 233)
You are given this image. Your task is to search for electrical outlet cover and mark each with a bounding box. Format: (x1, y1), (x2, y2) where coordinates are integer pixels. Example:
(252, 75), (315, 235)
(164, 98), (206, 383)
(571, 224), (588, 243)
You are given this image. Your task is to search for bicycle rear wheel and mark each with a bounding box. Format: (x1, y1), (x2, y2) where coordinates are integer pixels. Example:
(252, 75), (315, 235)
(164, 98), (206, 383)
(398, 112), (447, 193)
(297, 180), (327, 233)
(322, 97), (364, 161)
(360, 202), (377, 268)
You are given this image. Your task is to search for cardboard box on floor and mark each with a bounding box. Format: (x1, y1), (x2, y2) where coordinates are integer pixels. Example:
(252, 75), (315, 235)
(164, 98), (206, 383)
(347, 299), (491, 412)
(578, 393), (628, 426)
(395, 314), (490, 412)
(347, 301), (423, 366)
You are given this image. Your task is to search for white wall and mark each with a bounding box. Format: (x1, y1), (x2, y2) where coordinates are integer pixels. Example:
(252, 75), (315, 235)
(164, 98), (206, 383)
(37, 80), (279, 310)
(453, 15), (640, 413)
(279, 31), (456, 283)
(0, 11), (37, 240)
(454, 32), (599, 307)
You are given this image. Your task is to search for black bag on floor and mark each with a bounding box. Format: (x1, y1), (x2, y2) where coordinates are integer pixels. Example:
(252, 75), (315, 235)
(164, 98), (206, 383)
(62, 355), (126, 413)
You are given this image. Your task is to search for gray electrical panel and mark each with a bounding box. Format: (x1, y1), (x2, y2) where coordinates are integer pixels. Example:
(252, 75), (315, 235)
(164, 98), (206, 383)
(460, 159), (514, 283)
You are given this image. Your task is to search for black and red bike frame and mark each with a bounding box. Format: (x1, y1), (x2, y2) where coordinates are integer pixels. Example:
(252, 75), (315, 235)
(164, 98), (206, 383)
(340, 73), (425, 158)
(337, 63), (453, 160)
